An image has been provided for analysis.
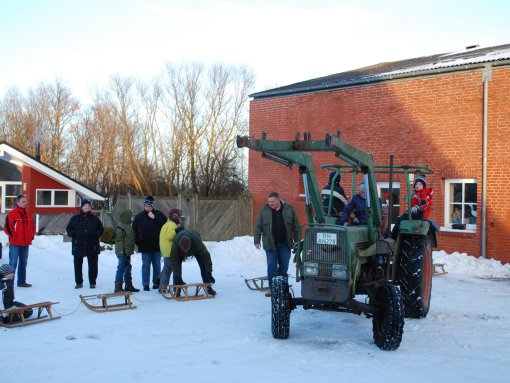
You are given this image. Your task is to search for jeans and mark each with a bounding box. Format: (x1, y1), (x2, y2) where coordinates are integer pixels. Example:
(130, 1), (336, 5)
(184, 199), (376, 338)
(265, 242), (291, 287)
(159, 257), (173, 287)
(141, 251), (161, 287)
(9, 245), (29, 285)
(115, 255), (132, 284)
(74, 254), (98, 285)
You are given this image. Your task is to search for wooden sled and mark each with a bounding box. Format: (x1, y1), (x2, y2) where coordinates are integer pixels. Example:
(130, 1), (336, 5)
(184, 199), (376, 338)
(0, 301), (61, 328)
(80, 292), (137, 313)
(245, 276), (270, 291)
(161, 283), (214, 301)
(433, 263), (448, 276)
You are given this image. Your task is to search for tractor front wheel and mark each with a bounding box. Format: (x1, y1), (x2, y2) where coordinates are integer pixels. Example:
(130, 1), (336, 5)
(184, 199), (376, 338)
(372, 284), (405, 351)
(271, 275), (291, 339)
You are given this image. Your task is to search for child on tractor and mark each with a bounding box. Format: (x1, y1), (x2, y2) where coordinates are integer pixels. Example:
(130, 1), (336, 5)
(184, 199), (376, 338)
(410, 176), (433, 219)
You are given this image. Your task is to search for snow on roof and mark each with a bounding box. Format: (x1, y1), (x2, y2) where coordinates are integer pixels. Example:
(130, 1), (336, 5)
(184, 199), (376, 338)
(251, 43), (510, 99)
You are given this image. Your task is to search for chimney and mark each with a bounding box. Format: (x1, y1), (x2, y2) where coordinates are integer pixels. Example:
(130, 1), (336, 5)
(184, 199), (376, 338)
(35, 142), (41, 161)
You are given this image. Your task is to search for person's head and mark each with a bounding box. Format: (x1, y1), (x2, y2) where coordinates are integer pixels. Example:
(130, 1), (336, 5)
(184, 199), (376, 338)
(168, 208), (181, 224)
(80, 198), (92, 213)
(16, 194), (28, 208)
(178, 235), (191, 253)
(414, 176), (427, 191)
(267, 191), (282, 210)
(329, 171), (341, 185)
(144, 196), (155, 211)
(359, 183), (366, 198)
(119, 209), (132, 224)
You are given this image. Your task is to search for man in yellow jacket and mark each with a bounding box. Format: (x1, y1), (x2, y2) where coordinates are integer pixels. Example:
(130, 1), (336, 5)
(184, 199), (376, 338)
(159, 209), (182, 292)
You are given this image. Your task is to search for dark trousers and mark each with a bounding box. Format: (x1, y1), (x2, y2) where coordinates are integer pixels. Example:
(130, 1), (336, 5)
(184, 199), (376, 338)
(196, 254), (215, 284)
(74, 254), (98, 285)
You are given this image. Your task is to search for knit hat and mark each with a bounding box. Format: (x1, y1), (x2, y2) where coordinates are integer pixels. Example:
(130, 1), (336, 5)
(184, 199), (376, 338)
(143, 196), (155, 207)
(328, 171), (341, 185)
(0, 263), (14, 277)
(81, 198), (92, 208)
(168, 208), (181, 224)
(179, 236), (191, 252)
(359, 183), (366, 193)
(414, 176), (427, 188)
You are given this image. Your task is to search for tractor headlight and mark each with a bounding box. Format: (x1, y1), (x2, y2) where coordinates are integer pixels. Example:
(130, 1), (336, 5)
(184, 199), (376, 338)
(304, 262), (319, 276)
(332, 264), (347, 279)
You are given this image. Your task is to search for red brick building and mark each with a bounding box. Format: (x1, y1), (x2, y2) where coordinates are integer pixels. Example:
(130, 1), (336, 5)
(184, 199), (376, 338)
(248, 44), (510, 264)
(0, 142), (106, 231)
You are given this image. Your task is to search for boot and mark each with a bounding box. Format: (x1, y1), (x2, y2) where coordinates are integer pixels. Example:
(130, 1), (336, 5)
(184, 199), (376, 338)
(124, 279), (140, 292)
(114, 282), (123, 292)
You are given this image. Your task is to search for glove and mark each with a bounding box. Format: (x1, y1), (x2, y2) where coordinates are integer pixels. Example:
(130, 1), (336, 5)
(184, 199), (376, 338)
(411, 205), (419, 214)
(343, 222), (349, 226)
(173, 277), (186, 286)
(352, 218), (360, 224)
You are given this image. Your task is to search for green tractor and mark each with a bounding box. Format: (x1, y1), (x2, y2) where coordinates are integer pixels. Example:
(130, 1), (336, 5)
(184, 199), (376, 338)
(237, 132), (439, 351)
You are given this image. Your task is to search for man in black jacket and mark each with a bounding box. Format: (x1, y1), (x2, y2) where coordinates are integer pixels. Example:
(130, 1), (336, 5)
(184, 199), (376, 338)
(132, 196), (167, 291)
(66, 199), (104, 289)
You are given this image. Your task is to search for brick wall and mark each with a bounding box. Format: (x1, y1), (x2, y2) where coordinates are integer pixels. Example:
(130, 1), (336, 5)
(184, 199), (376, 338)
(249, 66), (510, 264)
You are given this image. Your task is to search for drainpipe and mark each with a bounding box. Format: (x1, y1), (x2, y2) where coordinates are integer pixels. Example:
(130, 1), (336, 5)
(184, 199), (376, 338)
(481, 65), (491, 258)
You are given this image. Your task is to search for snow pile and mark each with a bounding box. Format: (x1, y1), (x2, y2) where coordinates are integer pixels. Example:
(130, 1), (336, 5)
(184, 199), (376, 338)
(433, 250), (510, 278)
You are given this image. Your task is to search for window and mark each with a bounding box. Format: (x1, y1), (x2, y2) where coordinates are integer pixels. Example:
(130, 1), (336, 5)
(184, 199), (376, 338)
(0, 182), (22, 212)
(444, 179), (477, 230)
(377, 182), (400, 224)
(36, 189), (72, 207)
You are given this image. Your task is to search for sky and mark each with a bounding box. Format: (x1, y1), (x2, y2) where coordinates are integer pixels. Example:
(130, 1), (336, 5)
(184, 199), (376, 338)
(1, 0), (509, 102)
(1, 233), (510, 382)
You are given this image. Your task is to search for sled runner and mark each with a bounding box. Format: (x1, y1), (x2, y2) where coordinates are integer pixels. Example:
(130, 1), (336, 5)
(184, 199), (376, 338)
(433, 263), (448, 276)
(161, 283), (214, 301)
(80, 292), (137, 313)
(0, 301), (61, 328)
(244, 276), (270, 291)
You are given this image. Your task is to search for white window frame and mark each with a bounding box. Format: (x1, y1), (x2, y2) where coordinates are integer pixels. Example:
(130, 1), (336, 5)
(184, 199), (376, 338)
(377, 182), (401, 223)
(443, 178), (477, 231)
(35, 189), (75, 207)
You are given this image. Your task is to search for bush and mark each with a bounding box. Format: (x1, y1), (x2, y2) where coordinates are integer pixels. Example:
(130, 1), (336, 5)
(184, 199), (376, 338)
(100, 227), (116, 244)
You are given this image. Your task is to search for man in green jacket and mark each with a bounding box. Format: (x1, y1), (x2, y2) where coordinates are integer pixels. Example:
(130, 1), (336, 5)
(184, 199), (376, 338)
(254, 192), (301, 296)
(170, 229), (216, 296)
(114, 209), (139, 292)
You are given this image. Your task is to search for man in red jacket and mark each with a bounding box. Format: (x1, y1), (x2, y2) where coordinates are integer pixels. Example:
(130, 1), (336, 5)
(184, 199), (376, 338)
(3, 194), (35, 287)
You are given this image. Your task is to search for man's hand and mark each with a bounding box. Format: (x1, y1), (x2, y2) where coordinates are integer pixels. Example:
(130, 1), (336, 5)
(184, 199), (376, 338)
(411, 205), (419, 214)
(255, 243), (261, 249)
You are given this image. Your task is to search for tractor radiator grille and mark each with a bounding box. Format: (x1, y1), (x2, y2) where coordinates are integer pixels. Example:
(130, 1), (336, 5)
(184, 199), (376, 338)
(303, 227), (347, 278)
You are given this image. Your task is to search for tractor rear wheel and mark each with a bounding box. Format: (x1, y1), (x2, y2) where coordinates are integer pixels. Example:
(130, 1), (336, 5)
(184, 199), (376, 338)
(399, 235), (433, 318)
(372, 284), (404, 350)
(271, 275), (291, 339)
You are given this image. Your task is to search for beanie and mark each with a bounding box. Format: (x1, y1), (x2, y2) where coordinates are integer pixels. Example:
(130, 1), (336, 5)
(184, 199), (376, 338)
(328, 171), (341, 185)
(0, 263), (14, 276)
(414, 176), (427, 188)
(143, 196), (155, 207)
(168, 208), (181, 224)
(359, 183), (366, 193)
(81, 198), (92, 208)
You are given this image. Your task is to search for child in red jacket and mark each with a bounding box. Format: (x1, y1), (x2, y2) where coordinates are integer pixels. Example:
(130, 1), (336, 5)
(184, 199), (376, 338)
(411, 176), (433, 219)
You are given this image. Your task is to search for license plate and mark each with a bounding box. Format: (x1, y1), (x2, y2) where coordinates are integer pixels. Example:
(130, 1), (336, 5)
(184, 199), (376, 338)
(316, 232), (337, 245)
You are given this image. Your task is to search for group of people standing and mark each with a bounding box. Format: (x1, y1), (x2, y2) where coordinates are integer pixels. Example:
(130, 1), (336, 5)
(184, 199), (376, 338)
(1, 194), (216, 297)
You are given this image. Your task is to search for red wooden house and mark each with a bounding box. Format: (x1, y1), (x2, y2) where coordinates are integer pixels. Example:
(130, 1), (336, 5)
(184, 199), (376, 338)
(248, 44), (510, 264)
(0, 142), (106, 232)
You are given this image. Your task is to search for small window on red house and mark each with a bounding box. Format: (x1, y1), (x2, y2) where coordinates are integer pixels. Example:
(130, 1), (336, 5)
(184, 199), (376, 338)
(36, 189), (71, 207)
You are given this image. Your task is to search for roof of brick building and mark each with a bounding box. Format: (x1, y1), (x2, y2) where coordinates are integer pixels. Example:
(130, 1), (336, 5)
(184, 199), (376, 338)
(251, 43), (510, 100)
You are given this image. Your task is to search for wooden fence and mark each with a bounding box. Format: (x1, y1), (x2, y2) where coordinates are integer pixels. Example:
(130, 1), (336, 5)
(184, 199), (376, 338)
(0, 193), (253, 242)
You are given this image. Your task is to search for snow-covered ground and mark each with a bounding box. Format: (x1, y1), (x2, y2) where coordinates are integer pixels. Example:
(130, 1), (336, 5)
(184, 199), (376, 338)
(2, 233), (510, 383)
